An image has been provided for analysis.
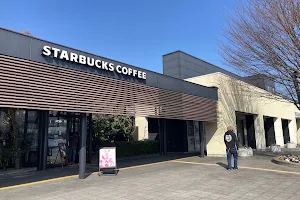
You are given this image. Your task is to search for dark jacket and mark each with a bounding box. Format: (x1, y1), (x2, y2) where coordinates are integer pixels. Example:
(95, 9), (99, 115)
(224, 131), (238, 150)
(69, 135), (78, 150)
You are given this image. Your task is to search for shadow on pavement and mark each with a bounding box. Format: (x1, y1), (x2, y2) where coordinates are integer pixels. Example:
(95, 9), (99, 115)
(216, 162), (228, 169)
(0, 153), (197, 188)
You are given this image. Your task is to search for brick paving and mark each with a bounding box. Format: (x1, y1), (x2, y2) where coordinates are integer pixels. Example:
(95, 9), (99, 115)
(1, 155), (300, 200)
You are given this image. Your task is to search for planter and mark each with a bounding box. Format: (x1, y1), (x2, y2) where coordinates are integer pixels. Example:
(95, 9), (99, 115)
(272, 155), (300, 168)
(287, 143), (297, 149)
(238, 147), (253, 157)
(270, 145), (281, 152)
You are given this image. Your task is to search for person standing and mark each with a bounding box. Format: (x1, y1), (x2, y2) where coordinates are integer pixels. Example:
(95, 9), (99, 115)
(224, 126), (239, 170)
(69, 132), (79, 165)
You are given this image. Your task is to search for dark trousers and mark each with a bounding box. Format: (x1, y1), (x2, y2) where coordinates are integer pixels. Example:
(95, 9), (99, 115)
(68, 149), (76, 164)
(227, 148), (238, 169)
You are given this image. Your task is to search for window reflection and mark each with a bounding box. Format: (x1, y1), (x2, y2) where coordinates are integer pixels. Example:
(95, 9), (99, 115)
(48, 111), (67, 165)
(0, 109), (39, 169)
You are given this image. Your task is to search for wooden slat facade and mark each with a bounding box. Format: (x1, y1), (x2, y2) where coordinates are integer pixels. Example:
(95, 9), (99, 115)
(0, 55), (217, 122)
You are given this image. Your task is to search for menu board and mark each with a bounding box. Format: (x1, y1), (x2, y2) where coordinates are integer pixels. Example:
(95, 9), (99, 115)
(99, 147), (116, 169)
(48, 138), (66, 147)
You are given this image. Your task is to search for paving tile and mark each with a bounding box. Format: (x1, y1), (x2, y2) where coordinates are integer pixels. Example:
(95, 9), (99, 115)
(2, 155), (300, 200)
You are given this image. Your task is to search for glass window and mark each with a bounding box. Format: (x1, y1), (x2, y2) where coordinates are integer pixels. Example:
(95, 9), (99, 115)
(26, 111), (39, 167)
(0, 109), (25, 169)
(48, 111), (68, 165)
(187, 121), (195, 152)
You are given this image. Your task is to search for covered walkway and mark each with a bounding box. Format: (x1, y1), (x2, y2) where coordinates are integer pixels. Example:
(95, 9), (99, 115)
(0, 154), (195, 189)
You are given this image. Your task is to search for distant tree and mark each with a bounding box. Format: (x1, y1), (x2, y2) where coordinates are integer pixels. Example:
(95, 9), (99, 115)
(93, 115), (134, 143)
(220, 0), (300, 109)
(0, 109), (32, 170)
(21, 30), (33, 36)
(4, 27), (33, 37)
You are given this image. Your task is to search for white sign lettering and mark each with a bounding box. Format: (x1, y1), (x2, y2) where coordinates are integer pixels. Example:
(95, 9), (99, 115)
(42, 45), (147, 80)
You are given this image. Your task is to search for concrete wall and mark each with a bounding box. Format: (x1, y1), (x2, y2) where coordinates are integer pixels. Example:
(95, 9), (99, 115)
(134, 117), (148, 141)
(186, 72), (298, 156)
(297, 119), (300, 145)
(274, 118), (284, 147)
(163, 51), (275, 93)
(163, 51), (240, 80)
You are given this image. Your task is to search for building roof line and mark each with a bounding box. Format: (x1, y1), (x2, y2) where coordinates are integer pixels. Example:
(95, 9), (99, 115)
(163, 50), (241, 79)
(0, 27), (218, 92)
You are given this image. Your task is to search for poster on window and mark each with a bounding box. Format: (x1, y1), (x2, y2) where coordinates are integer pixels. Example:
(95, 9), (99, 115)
(99, 147), (117, 169)
(48, 138), (66, 147)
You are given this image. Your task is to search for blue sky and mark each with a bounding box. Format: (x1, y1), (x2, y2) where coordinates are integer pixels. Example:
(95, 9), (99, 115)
(0, 0), (237, 74)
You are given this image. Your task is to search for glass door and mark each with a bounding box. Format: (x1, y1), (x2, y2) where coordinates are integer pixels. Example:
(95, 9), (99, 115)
(187, 121), (195, 152)
(194, 121), (200, 151)
(187, 121), (201, 152)
(47, 111), (68, 166)
(26, 111), (39, 167)
(69, 113), (80, 164)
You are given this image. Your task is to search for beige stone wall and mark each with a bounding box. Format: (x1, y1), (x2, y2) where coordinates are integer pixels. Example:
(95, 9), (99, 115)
(134, 117), (148, 141)
(297, 119), (300, 144)
(187, 73), (299, 156)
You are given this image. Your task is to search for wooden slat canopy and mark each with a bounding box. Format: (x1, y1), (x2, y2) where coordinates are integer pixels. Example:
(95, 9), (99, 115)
(0, 55), (217, 122)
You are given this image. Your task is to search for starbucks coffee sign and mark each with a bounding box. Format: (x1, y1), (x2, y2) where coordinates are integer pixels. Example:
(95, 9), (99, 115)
(42, 45), (147, 80)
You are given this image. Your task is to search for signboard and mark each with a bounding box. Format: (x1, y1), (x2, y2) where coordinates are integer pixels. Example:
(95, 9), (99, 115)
(42, 46), (147, 80)
(99, 147), (117, 169)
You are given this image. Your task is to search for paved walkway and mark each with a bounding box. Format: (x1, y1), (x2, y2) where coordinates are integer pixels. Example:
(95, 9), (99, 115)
(1, 155), (300, 200)
(0, 154), (193, 188)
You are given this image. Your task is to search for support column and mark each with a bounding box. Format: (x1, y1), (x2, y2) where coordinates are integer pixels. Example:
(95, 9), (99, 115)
(23, 110), (29, 166)
(158, 119), (163, 155)
(37, 110), (49, 171)
(288, 119), (297, 144)
(254, 114), (266, 150)
(158, 118), (167, 155)
(88, 114), (93, 164)
(274, 118), (284, 147)
(79, 113), (87, 179)
(200, 122), (205, 157)
(163, 119), (167, 155)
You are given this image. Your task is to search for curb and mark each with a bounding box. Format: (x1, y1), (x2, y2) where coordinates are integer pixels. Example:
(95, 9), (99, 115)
(271, 157), (300, 168)
(0, 167), (37, 176)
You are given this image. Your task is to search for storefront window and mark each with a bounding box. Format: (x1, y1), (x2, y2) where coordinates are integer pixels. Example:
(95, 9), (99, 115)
(0, 109), (38, 169)
(48, 111), (68, 165)
(0, 110), (10, 140)
(194, 121), (200, 151)
(26, 111), (39, 166)
(0, 109), (13, 170)
(15, 110), (26, 136)
(187, 121), (201, 152)
(187, 121), (195, 152)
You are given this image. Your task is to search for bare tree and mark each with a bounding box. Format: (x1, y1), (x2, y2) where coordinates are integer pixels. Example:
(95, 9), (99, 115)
(21, 30), (33, 36)
(5, 28), (33, 37)
(220, 0), (300, 110)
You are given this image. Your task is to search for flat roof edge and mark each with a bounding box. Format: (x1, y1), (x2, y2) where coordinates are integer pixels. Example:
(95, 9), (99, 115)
(0, 28), (218, 98)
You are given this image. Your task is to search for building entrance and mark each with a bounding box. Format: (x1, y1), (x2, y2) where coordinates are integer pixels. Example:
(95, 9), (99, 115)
(47, 111), (92, 167)
(264, 117), (276, 147)
(236, 112), (256, 149)
(282, 119), (290, 144)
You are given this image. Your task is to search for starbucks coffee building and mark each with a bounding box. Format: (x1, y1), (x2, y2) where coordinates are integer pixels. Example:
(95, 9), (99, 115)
(0, 28), (218, 178)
